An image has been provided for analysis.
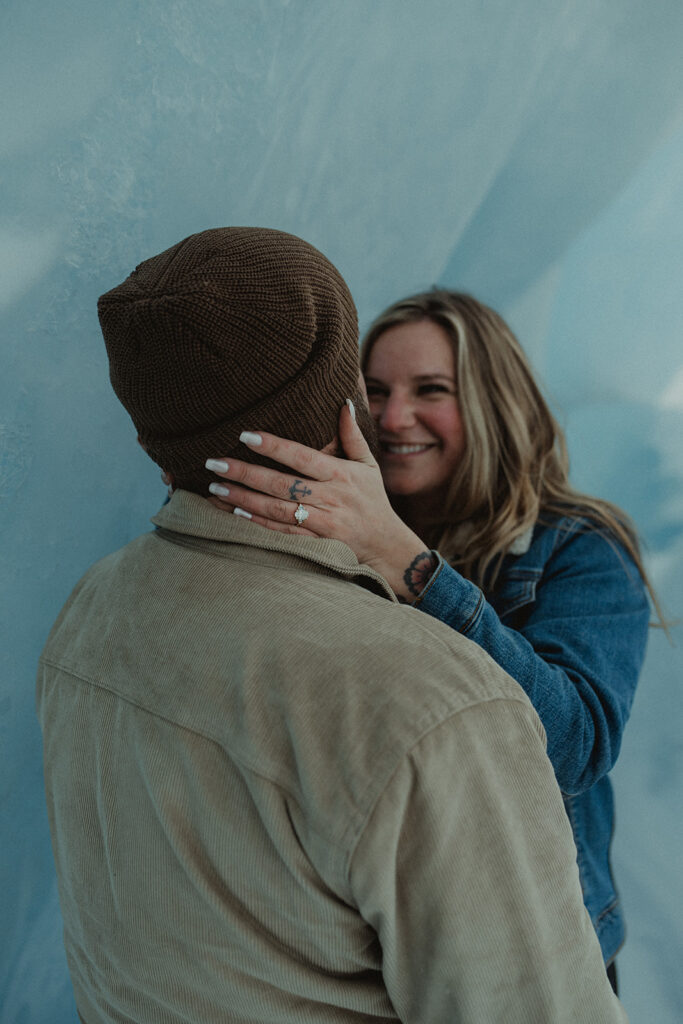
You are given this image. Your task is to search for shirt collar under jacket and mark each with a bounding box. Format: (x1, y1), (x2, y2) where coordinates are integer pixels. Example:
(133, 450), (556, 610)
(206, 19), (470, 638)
(152, 489), (398, 603)
(508, 525), (534, 556)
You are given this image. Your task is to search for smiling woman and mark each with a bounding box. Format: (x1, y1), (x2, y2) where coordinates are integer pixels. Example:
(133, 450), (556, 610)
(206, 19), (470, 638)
(204, 287), (663, 988)
(358, 289), (587, 583)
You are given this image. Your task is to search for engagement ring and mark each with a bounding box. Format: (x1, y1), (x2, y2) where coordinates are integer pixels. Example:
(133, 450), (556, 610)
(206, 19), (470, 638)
(294, 503), (309, 526)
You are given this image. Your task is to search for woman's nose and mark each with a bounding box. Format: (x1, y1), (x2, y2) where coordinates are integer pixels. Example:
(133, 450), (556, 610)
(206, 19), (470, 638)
(379, 393), (416, 431)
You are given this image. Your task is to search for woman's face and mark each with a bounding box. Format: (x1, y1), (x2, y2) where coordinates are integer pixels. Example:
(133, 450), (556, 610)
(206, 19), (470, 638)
(364, 320), (465, 509)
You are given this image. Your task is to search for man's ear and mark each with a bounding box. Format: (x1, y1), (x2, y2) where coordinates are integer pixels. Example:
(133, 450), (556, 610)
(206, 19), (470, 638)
(138, 437), (175, 490)
(320, 436), (341, 457)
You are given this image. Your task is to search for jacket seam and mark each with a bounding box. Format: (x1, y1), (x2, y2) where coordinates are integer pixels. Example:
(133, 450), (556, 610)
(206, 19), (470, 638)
(595, 895), (620, 923)
(344, 696), (540, 883)
(39, 655), (309, 794)
(41, 655), (535, 884)
(459, 591), (485, 635)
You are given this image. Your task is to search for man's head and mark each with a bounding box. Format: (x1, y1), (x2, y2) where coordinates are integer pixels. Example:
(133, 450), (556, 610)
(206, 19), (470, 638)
(98, 227), (365, 493)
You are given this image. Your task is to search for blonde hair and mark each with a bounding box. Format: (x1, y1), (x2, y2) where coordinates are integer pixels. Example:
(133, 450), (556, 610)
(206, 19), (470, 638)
(361, 289), (663, 622)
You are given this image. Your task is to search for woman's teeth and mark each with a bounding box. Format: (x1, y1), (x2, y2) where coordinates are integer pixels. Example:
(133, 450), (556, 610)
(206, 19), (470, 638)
(385, 443), (432, 454)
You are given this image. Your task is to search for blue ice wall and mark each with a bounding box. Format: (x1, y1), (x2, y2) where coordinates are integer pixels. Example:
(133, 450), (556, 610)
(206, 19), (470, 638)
(2, 3), (682, 1021)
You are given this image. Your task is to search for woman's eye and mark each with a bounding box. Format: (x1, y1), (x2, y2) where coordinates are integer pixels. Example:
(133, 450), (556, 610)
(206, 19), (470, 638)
(418, 383), (451, 395)
(365, 385), (387, 398)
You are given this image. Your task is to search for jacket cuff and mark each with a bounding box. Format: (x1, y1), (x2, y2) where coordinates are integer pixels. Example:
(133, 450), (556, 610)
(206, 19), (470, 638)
(410, 550), (445, 607)
(416, 555), (485, 635)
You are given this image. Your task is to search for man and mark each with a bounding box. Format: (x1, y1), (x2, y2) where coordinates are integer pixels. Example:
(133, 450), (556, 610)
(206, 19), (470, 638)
(37, 227), (627, 1022)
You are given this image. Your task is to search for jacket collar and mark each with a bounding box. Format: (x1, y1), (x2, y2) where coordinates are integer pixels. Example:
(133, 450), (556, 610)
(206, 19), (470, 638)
(152, 490), (397, 602)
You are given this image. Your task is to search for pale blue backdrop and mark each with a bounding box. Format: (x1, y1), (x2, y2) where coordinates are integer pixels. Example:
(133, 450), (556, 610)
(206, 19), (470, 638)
(1, 2), (682, 1022)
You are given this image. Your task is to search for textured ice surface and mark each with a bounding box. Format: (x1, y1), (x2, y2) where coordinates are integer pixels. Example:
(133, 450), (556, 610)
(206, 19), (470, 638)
(2, 2), (682, 1021)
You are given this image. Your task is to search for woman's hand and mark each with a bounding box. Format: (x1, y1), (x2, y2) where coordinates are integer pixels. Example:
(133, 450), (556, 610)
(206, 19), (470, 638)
(204, 402), (436, 601)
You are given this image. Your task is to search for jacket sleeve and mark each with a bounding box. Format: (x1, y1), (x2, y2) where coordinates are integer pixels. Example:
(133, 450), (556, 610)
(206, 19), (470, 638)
(349, 700), (628, 1024)
(417, 524), (650, 794)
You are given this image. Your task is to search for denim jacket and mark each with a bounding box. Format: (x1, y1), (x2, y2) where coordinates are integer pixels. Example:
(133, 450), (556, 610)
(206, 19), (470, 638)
(417, 516), (650, 964)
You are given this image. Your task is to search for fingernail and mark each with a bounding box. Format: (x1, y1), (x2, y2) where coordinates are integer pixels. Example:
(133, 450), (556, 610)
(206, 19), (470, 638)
(205, 458), (229, 473)
(346, 398), (356, 421)
(209, 483), (230, 497)
(233, 507), (252, 519)
(239, 431), (262, 446)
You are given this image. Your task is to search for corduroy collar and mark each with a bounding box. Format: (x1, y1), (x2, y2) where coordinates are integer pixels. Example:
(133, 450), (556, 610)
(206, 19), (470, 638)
(152, 489), (397, 602)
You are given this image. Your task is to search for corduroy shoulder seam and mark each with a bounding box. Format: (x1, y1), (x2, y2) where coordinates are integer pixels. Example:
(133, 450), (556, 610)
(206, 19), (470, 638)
(343, 694), (543, 883)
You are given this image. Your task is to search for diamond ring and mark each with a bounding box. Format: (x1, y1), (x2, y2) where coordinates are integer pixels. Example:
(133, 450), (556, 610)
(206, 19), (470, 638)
(294, 503), (309, 526)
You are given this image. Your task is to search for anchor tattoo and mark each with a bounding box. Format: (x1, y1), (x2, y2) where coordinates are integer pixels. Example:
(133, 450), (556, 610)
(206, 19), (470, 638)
(288, 479), (312, 501)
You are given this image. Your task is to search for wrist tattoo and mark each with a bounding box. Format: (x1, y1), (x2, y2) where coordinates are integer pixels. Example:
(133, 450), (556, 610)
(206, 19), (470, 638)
(402, 550), (438, 598)
(288, 479), (312, 501)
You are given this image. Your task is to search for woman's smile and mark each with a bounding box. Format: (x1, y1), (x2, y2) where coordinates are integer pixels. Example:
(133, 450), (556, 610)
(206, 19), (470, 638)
(381, 440), (439, 456)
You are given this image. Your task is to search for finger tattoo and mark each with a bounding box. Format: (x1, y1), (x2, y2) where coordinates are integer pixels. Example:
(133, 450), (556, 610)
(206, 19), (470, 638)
(288, 479), (312, 501)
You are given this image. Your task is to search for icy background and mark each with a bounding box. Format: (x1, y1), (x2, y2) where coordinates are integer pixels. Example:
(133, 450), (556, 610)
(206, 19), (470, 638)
(1, 2), (682, 1021)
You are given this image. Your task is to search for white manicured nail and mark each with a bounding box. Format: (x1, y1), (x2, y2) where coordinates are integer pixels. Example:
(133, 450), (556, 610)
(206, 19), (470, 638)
(209, 483), (230, 497)
(239, 431), (262, 446)
(205, 458), (229, 473)
(346, 398), (356, 421)
(233, 507), (252, 519)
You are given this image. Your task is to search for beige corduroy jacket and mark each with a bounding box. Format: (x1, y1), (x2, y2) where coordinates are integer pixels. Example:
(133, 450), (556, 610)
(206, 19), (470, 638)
(37, 490), (627, 1023)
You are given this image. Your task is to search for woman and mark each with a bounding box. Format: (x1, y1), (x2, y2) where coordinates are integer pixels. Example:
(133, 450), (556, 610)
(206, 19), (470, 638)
(204, 289), (658, 991)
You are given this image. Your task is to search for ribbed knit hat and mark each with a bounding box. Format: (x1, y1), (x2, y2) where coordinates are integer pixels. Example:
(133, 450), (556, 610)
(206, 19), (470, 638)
(98, 227), (359, 490)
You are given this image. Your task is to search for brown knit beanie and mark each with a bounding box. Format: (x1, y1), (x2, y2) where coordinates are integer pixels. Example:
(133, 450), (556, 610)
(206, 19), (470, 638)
(97, 227), (360, 492)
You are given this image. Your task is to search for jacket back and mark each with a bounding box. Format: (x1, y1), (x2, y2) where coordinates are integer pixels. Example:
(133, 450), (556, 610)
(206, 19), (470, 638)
(36, 491), (627, 1023)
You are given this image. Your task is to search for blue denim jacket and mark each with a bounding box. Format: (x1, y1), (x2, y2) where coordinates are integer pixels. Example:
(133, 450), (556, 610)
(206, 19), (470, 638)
(417, 516), (650, 963)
